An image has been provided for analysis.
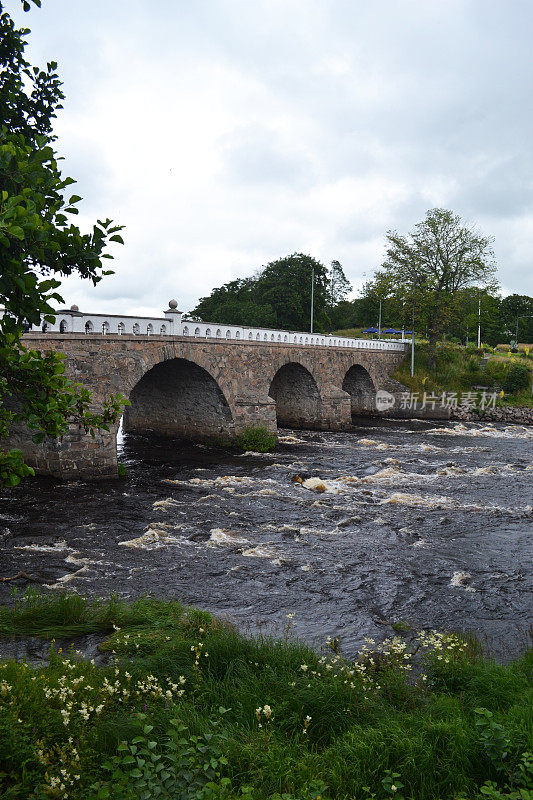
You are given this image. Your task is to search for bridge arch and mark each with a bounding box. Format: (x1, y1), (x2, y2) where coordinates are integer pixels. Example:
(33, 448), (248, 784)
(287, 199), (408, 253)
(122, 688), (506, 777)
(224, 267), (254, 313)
(342, 364), (376, 416)
(123, 357), (234, 441)
(268, 362), (320, 428)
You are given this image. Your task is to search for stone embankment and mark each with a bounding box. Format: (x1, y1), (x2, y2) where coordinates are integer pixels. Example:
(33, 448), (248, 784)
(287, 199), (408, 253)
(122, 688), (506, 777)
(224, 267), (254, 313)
(451, 405), (533, 424)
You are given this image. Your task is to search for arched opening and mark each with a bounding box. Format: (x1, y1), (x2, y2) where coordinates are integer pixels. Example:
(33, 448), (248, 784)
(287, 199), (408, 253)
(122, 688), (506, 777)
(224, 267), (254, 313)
(183, 326), (189, 336)
(146, 323), (154, 335)
(84, 321), (93, 334)
(133, 323), (140, 335)
(205, 328), (211, 337)
(268, 362), (320, 429)
(59, 319), (68, 333)
(248, 332), (253, 340)
(117, 322), (125, 335)
(195, 327), (201, 337)
(101, 321), (109, 335)
(256, 333), (261, 341)
(235, 330), (240, 339)
(123, 358), (234, 441)
(226, 329), (231, 339)
(160, 324), (167, 335)
(342, 364), (376, 416)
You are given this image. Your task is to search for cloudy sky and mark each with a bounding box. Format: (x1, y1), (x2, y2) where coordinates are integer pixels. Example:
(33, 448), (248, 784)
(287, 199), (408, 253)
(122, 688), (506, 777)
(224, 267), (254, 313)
(11, 0), (533, 316)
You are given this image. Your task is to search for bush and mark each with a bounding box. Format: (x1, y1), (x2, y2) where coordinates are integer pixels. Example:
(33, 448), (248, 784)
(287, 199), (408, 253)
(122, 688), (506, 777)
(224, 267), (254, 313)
(236, 426), (277, 452)
(503, 364), (530, 393)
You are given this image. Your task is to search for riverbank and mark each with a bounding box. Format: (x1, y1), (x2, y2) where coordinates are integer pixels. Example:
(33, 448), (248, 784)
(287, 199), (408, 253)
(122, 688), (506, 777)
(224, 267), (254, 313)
(451, 405), (533, 424)
(0, 593), (531, 800)
(393, 342), (533, 412)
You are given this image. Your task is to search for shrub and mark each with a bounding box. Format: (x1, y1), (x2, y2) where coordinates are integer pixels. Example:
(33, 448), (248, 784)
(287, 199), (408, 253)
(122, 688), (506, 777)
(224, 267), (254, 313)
(503, 364), (530, 394)
(236, 426), (277, 453)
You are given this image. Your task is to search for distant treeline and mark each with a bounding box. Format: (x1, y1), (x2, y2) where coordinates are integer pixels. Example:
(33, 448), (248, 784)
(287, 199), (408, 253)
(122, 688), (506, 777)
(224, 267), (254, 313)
(188, 252), (533, 346)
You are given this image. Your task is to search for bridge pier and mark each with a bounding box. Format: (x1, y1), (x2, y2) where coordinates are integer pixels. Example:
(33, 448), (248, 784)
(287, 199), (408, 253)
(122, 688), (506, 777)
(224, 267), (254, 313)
(7, 421), (118, 481)
(315, 388), (353, 430)
(232, 396), (278, 437)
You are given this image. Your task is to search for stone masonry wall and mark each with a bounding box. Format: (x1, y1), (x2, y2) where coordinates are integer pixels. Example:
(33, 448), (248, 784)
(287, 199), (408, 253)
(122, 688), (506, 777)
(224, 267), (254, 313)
(9, 333), (407, 478)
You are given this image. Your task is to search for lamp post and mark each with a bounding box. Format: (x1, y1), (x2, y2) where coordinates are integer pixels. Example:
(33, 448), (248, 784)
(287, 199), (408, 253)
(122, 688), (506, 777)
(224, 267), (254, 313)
(310, 267), (314, 333)
(477, 295), (481, 348)
(378, 298), (382, 340)
(410, 279), (416, 378)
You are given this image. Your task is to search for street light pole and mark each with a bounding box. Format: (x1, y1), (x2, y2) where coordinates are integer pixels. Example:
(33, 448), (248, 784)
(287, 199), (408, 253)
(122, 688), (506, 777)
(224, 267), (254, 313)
(378, 298), (382, 340)
(477, 295), (481, 348)
(310, 267), (314, 334)
(410, 280), (416, 378)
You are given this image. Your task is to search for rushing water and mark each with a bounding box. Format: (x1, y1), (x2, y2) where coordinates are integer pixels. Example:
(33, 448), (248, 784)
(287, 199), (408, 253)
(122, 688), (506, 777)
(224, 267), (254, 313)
(1, 419), (532, 660)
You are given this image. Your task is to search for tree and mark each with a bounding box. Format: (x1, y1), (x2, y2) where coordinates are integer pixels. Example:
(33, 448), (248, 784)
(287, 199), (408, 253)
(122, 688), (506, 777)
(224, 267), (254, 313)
(501, 294), (533, 343)
(188, 278), (277, 328)
(327, 260), (351, 307)
(0, 0), (126, 485)
(191, 253), (331, 332)
(375, 208), (497, 368)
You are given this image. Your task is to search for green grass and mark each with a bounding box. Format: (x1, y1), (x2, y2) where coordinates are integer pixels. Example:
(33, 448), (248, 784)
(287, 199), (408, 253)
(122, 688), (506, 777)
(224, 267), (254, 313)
(331, 327), (367, 338)
(394, 343), (533, 408)
(0, 591), (186, 638)
(236, 426), (277, 453)
(0, 594), (531, 799)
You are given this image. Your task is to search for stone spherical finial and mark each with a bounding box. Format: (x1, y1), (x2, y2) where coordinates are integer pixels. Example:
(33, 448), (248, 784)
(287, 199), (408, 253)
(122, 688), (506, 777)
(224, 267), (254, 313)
(70, 304), (79, 311)
(168, 299), (178, 309)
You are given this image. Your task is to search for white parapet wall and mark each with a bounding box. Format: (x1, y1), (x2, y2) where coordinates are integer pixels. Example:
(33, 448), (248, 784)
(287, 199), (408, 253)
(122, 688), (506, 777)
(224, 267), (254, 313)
(2, 300), (409, 352)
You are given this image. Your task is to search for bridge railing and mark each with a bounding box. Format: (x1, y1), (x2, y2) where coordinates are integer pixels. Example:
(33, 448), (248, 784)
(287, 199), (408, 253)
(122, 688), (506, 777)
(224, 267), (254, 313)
(2, 306), (408, 352)
(179, 321), (407, 351)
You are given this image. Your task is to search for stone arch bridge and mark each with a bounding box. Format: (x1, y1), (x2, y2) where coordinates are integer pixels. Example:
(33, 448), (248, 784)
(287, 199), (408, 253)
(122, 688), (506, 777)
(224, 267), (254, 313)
(10, 331), (408, 479)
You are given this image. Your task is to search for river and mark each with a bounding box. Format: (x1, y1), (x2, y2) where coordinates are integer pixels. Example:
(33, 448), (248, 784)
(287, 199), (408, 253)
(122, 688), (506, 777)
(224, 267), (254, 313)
(1, 419), (532, 660)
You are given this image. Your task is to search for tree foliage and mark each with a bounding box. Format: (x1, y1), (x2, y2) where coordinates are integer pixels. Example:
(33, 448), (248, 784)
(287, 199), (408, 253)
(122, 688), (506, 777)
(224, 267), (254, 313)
(327, 260), (351, 307)
(191, 253), (333, 332)
(371, 208), (497, 367)
(0, 0), (127, 485)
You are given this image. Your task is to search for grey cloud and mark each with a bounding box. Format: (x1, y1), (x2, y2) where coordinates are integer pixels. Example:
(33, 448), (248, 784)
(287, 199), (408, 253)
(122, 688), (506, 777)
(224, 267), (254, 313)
(14, 0), (533, 312)
(219, 124), (316, 187)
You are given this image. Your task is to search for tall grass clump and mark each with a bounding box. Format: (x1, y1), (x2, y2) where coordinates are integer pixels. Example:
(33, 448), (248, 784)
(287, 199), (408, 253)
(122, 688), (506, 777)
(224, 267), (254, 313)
(236, 426), (277, 453)
(0, 594), (531, 799)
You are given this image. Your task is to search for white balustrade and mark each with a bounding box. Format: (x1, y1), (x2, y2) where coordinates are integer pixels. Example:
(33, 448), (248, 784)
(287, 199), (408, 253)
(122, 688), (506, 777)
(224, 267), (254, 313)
(3, 301), (409, 352)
